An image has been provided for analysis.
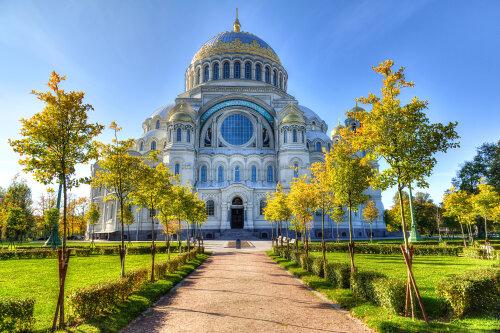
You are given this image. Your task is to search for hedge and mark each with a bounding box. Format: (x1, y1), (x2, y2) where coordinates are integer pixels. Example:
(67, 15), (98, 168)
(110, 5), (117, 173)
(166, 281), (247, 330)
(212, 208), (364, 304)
(350, 271), (387, 302)
(372, 277), (407, 315)
(463, 247), (500, 260)
(311, 258), (324, 277)
(67, 248), (201, 320)
(0, 297), (35, 332)
(300, 255), (314, 272)
(275, 244), (462, 256)
(436, 267), (500, 318)
(324, 262), (351, 288)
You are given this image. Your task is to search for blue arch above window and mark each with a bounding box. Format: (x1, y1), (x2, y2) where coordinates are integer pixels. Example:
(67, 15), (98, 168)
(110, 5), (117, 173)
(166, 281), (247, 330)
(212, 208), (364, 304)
(200, 99), (274, 128)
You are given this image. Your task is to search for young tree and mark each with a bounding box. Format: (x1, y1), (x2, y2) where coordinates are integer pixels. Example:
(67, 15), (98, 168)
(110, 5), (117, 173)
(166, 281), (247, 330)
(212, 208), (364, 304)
(325, 138), (371, 274)
(442, 187), (474, 247)
(167, 184), (190, 253)
(347, 60), (459, 321)
(3, 177), (34, 242)
(184, 192), (207, 251)
(363, 201), (379, 243)
(329, 205), (345, 242)
(85, 202), (100, 247)
(120, 204), (134, 244)
(471, 178), (500, 246)
(92, 122), (141, 279)
(9, 71), (103, 330)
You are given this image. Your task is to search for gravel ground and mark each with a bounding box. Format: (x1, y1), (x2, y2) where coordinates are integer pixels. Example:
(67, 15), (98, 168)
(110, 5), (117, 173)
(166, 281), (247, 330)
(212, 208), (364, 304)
(123, 251), (371, 333)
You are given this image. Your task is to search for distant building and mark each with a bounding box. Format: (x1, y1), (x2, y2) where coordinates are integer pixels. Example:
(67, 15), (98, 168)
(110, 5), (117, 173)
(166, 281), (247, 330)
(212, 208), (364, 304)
(89, 15), (387, 241)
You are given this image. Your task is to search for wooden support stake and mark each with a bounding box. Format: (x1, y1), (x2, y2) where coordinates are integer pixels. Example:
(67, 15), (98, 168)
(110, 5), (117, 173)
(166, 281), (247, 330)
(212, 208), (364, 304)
(400, 245), (429, 324)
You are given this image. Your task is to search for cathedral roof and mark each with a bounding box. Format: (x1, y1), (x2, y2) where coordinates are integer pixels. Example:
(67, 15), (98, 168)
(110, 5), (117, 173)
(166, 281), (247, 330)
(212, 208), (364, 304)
(169, 111), (193, 123)
(297, 105), (321, 121)
(307, 130), (330, 142)
(150, 103), (175, 119)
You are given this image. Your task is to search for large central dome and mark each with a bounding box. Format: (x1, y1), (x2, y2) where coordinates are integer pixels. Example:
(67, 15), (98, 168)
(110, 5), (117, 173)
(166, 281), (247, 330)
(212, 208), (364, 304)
(191, 18), (281, 65)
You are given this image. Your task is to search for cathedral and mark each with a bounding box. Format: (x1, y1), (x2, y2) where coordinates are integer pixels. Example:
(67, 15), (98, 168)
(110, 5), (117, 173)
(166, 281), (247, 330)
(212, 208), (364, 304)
(89, 15), (387, 241)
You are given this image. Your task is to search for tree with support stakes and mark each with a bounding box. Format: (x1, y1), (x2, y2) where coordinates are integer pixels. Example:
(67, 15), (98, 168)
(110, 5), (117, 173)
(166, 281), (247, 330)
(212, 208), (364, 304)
(9, 71), (103, 331)
(362, 200), (379, 243)
(85, 202), (100, 248)
(325, 137), (371, 276)
(92, 122), (141, 279)
(346, 60), (459, 322)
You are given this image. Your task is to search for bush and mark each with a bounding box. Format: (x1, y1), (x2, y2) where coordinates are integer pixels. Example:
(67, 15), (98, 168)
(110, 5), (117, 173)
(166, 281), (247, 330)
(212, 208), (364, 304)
(300, 255), (314, 272)
(0, 297), (35, 332)
(311, 258), (324, 277)
(291, 251), (302, 264)
(324, 262), (351, 288)
(373, 277), (406, 314)
(302, 243), (462, 256)
(463, 246), (500, 260)
(351, 271), (387, 303)
(436, 267), (500, 318)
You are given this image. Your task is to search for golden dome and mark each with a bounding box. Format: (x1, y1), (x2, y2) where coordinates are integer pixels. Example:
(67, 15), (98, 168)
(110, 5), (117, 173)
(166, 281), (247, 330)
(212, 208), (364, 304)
(331, 120), (345, 136)
(281, 112), (304, 124)
(169, 112), (193, 122)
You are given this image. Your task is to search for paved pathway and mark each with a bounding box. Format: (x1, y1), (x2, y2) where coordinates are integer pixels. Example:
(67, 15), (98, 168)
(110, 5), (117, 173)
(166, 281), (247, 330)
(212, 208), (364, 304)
(123, 250), (371, 333)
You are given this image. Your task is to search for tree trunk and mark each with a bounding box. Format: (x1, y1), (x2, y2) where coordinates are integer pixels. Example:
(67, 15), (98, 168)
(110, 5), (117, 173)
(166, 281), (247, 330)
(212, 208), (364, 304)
(459, 222), (467, 247)
(271, 222), (274, 247)
(178, 217), (182, 253)
(150, 209), (155, 282)
(321, 210), (326, 278)
(187, 223), (190, 252)
(60, 175), (68, 329)
(337, 222), (340, 242)
(370, 223), (373, 243)
(295, 229), (299, 252)
(286, 220), (290, 251)
(398, 187), (415, 319)
(348, 204), (355, 275)
(280, 221), (283, 248)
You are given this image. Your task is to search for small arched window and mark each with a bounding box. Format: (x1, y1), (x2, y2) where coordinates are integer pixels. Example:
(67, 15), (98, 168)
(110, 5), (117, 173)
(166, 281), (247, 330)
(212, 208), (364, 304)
(351, 123), (357, 132)
(260, 200), (266, 215)
(218, 166), (223, 182)
(197, 69), (200, 84)
(312, 122), (316, 130)
(201, 166), (207, 182)
(204, 65), (209, 82)
(176, 128), (182, 142)
(283, 130), (287, 143)
(315, 142), (322, 152)
(265, 67), (270, 83)
(245, 62), (251, 79)
(140, 142), (144, 151)
(151, 141), (156, 151)
(273, 70), (277, 86)
(155, 120), (160, 129)
(234, 166), (240, 182)
(206, 200), (214, 216)
(267, 166), (273, 182)
(302, 131), (305, 143)
(186, 129), (190, 143)
(213, 63), (219, 80)
(234, 61), (241, 78)
(279, 73), (283, 88)
(251, 166), (257, 182)
(294, 163), (299, 178)
(223, 62), (230, 79)
(255, 64), (261, 81)
(327, 143), (331, 152)
(174, 163), (180, 175)
(292, 129), (297, 143)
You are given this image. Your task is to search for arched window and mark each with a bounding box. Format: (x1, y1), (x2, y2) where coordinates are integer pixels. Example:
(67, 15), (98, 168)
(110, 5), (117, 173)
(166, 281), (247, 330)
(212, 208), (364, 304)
(267, 166), (273, 182)
(223, 62), (230, 79)
(213, 63), (219, 80)
(251, 166), (257, 182)
(151, 141), (156, 151)
(260, 200), (266, 215)
(176, 128), (182, 142)
(279, 73), (283, 88)
(283, 130), (287, 143)
(255, 64), (261, 81)
(351, 123), (357, 132)
(169, 130), (172, 142)
(186, 129), (190, 143)
(155, 120), (160, 129)
(245, 62), (251, 79)
(273, 70), (277, 86)
(218, 166), (223, 182)
(312, 122), (316, 130)
(292, 129), (297, 143)
(302, 131), (305, 143)
(204, 65), (209, 82)
(294, 163), (299, 178)
(174, 163), (180, 175)
(201, 166), (207, 182)
(265, 67), (270, 83)
(197, 69), (200, 84)
(315, 142), (322, 152)
(140, 142), (144, 151)
(234, 166), (240, 182)
(206, 200), (214, 216)
(327, 143), (331, 152)
(234, 61), (241, 78)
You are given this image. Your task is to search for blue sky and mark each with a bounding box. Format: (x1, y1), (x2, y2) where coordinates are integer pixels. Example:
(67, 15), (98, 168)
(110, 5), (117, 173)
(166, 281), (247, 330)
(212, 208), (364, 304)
(0, 0), (499, 209)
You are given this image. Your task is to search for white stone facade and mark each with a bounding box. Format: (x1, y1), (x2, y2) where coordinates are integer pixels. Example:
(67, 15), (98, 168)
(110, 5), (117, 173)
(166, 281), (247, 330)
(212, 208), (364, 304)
(88, 20), (388, 241)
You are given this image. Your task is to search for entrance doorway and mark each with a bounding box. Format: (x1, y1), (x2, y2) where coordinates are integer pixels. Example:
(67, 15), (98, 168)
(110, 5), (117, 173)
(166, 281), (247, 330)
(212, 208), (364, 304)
(231, 197), (244, 229)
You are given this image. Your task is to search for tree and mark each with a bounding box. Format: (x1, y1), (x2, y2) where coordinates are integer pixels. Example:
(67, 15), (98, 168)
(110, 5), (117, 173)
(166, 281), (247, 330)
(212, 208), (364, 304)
(347, 60), (459, 321)
(120, 204), (134, 244)
(34, 188), (57, 238)
(92, 122), (141, 279)
(363, 201), (379, 243)
(9, 71), (103, 330)
(329, 205), (345, 242)
(85, 203), (100, 247)
(471, 178), (500, 246)
(4, 207), (26, 247)
(166, 184), (190, 253)
(3, 177), (34, 241)
(184, 192), (207, 251)
(442, 187), (474, 247)
(325, 138), (371, 274)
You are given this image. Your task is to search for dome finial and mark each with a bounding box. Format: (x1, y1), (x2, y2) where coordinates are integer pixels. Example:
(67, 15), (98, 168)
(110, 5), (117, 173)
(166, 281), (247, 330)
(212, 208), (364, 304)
(233, 8), (241, 32)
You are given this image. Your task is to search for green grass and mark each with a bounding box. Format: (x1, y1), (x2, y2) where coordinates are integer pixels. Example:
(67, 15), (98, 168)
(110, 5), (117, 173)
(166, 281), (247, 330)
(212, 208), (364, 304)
(0, 251), (181, 331)
(268, 252), (499, 332)
(0, 241), (184, 249)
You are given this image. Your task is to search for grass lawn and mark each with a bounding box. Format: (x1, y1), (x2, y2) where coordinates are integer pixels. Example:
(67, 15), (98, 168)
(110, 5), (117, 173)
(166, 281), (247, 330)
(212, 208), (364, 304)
(0, 251), (179, 331)
(270, 252), (499, 332)
(0, 241), (184, 249)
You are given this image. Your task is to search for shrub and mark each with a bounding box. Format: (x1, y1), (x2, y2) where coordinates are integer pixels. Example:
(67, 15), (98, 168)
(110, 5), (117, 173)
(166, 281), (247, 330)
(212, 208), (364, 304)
(0, 297), (35, 332)
(74, 248), (91, 256)
(436, 267), (500, 318)
(304, 243), (462, 256)
(311, 258), (324, 277)
(351, 271), (387, 303)
(373, 277), (406, 314)
(324, 262), (351, 288)
(463, 246), (500, 260)
(300, 255), (314, 272)
(291, 251), (302, 264)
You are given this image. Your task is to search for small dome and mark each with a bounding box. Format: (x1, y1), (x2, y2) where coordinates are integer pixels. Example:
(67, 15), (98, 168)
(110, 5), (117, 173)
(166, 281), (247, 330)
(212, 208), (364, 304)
(169, 111), (193, 123)
(349, 105), (365, 113)
(331, 123), (345, 137)
(281, 112), (304, 124)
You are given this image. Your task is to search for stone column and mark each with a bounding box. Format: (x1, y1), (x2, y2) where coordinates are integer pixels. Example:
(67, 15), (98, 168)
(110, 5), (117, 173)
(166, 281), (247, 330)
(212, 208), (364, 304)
(221, 203), (228, 230)
(246, 203), (254, 230)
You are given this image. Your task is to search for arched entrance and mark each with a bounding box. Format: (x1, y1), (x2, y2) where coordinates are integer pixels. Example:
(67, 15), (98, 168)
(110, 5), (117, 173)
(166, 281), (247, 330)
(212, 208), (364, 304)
(231, 197), (244, 229)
